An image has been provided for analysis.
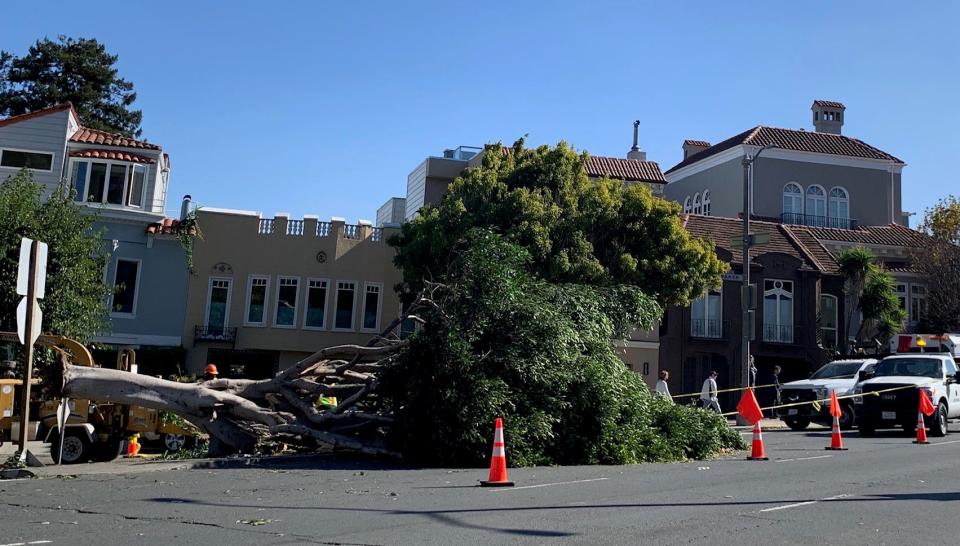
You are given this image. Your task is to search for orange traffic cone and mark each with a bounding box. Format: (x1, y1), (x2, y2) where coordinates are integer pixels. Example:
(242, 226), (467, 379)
(747, 421), (768, 461)
(913, 411), (929, 445)
(825, 414), (847, 450)
(480, 417), (514, 487)
(825, 390), (847, 451)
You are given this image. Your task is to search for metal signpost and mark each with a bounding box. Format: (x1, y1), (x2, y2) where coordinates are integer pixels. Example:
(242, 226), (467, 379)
(15, 237), (47, 464)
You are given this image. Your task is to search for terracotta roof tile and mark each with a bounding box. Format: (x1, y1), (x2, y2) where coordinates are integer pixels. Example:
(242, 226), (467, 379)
(813, 100), (846, 109)
(665, 125), (903, 174)
(781, 226), (839, 273)
(585, 155), (666, 184)
(683, 139), (711, 147)
(682, 215), (823, 271)
(0, 103), (75, 128)
(799, 223), (930, 248)
(69, 149), (156, 164)
(70, 127), (161, 150)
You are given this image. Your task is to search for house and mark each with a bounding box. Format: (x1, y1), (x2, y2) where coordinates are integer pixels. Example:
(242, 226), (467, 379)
(0, 103), (188, 353)
(664, 100), (907, 229)
(181, 208), (402, 377)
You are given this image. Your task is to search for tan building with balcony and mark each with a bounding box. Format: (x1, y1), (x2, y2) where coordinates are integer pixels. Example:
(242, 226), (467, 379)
(182, 208), (402, 377)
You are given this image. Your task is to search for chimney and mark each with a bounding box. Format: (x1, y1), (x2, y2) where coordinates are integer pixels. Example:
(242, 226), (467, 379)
(812, 100), (845, 134)
(180, 194), (192, 220)
(627, 120), (646, 160)
(682, 140), (711, 160)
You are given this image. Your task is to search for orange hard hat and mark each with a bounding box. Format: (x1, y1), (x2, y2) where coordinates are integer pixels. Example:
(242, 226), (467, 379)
(205, 363), (219, 375)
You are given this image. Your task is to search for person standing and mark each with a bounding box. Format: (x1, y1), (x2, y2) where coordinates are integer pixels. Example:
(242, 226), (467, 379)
(748, 356), (758, 388)
(655, 370), (673, 402)
(700, 371), (721, 413)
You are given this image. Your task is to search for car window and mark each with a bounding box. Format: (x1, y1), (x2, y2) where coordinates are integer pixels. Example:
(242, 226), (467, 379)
(874, 358), (943, 379)
(810, 362), (863, 379)
(946, 359), (958, 376)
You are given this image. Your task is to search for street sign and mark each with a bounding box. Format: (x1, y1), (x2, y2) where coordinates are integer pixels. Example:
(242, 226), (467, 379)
(728, 233), (771, 249)
(15, 298), (42, 346)
(17, 238), (47, 299)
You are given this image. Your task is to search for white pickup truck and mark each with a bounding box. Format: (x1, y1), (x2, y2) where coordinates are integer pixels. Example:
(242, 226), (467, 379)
(853, 354), (960, 437)
(777, 359), (877, 430)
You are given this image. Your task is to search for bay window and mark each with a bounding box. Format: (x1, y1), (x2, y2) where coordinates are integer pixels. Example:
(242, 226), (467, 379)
(70, 159), (148, 208)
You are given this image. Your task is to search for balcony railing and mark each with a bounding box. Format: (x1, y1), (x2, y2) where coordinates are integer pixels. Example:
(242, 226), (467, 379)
(286, 219), (304, 235)
(195, 325), (237, 343)
(690, 319), (725, 339)
(781, 212), (855, 230)
(316, 221), (331, 237)
(258, 218), (274, 234)
(343, 224), (360, 239)
(763, 324), (795, 344)
(371, 227), (384, 242)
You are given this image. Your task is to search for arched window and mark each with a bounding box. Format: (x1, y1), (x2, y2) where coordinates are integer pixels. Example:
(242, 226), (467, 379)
(702, 190), (711, 216)
(782, 183), (803, 223)
(828, 187), (849, 228)
(683, 196), (691, 214)
(692, 193), (702, 214)
(806, 185), (826, 226)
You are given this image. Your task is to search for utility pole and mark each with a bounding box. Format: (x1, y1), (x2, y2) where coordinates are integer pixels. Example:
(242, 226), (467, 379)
(740, 145), (774, 395)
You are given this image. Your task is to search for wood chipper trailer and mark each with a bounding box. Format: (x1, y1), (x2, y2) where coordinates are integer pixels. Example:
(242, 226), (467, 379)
(0, 333), (197, 463)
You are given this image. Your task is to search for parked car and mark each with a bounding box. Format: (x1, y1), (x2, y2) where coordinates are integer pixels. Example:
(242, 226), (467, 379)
(777, 359), (877, 430)
(853, 354), (960, 437)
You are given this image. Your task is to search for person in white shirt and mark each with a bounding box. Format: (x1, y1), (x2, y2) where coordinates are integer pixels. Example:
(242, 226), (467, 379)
(700, 371), (721, 413)
(655, 370), (673, 402)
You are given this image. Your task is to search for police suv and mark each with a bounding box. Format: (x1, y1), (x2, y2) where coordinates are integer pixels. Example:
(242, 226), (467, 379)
(853, 335), (960, 437)
(778, 359), (877, 430)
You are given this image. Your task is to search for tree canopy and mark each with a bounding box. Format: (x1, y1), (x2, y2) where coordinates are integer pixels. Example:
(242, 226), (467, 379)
(390, 140), (726, 307)
(0, 170), (110, 342)
(917, 195), (960, 334)
(0, 36), (142, 137)
(836, 247), (905, 348)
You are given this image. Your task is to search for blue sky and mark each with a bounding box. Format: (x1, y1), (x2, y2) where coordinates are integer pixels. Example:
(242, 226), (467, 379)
(3, 1), (957, 223)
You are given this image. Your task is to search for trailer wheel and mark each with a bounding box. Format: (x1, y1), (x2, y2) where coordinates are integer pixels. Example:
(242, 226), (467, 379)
(163, 433), (187, 452)
(50, 430), (91, 464)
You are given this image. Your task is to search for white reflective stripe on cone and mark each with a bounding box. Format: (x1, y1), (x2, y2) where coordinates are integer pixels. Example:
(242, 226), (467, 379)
(494, 427), (504, 443)
(492, 446), (505, 457)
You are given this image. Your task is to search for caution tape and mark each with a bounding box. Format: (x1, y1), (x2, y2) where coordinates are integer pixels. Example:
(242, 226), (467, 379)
(668, 382), (782, 400)
(714, 381), (937, 418)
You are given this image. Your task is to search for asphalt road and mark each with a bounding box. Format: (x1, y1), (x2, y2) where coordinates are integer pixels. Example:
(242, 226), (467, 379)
(1, 423), (959, 546)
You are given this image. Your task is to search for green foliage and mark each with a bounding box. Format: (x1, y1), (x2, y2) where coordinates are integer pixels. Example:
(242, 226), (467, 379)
(0, 170), (110, 342)
(917, 196), (960, 334)
(837, 247), (904, 347)
(390, 139), (726, 307)
(381, 231), (745, 466)
(0, 36), (142, 137)
(920, 195), (960, 245)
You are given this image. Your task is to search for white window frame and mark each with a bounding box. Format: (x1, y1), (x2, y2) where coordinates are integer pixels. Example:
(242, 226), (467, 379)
(109, 258), (142, 318)
(682, 196), (691, 214)
(783, 182), (804, 221)
(244, 274), (270, 327)
(333, 280), (359, 331)
(0, 147), (55, 173)
(67, 158), (148, 209)
(360, 282), (384, 332)
(204, 276), (233, 333)
(273, 276), (300, 329)
(805, 184), (827, 224)
(303, 277), (331, 331)
(828, 186), (850, 226)
(910, 284), (927, 324)
(690, 287), (722, 338)
(819, 294), (838, 348)
(763, 279), (794, 343)
(702, 189), (711, 216)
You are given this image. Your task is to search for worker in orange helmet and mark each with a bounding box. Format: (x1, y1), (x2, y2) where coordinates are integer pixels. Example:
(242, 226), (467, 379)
(202, 363), (219, 382)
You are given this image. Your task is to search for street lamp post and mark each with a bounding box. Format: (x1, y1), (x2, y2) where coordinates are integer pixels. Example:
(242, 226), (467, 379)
(740, 144), (774, 398)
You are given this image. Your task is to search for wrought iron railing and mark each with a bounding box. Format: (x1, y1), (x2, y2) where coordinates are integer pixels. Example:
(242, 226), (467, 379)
(781, 212), (854, 230)
(690, 319), (725, 339)
(194, 325), (237, 343)
(763, 324), (795, 344)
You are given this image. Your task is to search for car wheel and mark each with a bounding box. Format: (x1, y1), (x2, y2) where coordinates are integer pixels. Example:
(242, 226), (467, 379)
(50, 430), (91, 464)
(163, 433), (187, 452)
(928, 403), (948, 438)
(784, 418), (810, 431)
(858, 419), (876, 437)
(839, 404), (856, 429)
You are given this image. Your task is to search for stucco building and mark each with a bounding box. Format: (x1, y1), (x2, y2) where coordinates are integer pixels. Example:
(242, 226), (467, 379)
(182, 208), (402, 376)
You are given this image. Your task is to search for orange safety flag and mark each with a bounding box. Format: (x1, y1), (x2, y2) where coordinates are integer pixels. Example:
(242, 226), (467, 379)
(737, 387), (764, 425)
(829, 389), (842, 418)
(919, 389), (936, 417)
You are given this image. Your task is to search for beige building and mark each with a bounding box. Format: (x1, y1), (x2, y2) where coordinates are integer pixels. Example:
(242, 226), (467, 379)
(183, 208), (402, 377)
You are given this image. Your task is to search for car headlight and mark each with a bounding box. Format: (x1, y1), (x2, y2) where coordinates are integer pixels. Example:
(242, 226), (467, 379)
(920, 387), (934, 399)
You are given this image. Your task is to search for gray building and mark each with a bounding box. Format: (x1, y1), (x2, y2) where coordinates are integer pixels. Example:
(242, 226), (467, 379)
(663, 100), (906, 229)
(0, 103), (189, 349)
(376, 197), (406, 227)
